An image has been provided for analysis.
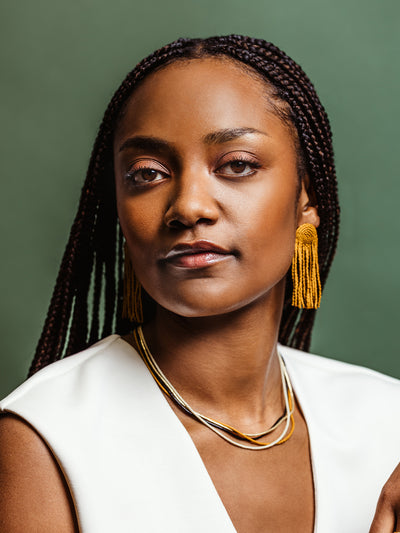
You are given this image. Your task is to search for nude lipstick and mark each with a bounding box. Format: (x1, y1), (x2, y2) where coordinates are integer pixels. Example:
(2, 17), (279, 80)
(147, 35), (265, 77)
(163, 240), (234, 269)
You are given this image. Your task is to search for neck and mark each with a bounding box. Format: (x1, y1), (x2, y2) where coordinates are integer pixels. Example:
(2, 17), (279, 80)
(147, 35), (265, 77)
(142, 284), (286, 432)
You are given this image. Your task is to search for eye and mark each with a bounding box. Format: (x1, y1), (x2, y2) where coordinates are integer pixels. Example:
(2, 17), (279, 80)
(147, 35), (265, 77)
(124, 161), (169, 186)
(217, 156), (261, 177)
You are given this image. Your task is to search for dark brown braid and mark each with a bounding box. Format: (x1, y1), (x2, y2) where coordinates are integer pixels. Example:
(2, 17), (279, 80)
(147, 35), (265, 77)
(29, 35), (339, 376)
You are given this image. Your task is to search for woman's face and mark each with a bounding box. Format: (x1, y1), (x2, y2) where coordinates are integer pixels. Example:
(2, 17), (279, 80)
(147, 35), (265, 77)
(114, 58), (319, 318)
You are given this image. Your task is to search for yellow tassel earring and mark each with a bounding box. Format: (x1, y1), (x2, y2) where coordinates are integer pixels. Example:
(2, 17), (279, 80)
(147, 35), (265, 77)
(291, 223), (321, 309)
(122, 242), (144, 323)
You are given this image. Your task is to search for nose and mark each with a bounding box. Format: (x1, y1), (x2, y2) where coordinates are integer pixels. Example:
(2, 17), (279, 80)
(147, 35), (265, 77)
(164, 166), (219, 229)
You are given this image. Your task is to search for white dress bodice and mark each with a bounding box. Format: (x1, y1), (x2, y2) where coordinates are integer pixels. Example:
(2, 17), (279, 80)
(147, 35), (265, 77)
(1, 335), (400, 532)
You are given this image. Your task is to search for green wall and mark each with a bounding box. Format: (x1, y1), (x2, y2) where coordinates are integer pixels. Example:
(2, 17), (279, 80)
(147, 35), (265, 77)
(1, 0), (399, 397)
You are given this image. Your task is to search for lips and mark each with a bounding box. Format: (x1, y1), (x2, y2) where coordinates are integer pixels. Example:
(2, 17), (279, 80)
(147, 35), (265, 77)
(163, 240), (234, 268)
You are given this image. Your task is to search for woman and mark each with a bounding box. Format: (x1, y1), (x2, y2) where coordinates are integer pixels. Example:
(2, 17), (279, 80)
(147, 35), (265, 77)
(0, 35), (399, 532)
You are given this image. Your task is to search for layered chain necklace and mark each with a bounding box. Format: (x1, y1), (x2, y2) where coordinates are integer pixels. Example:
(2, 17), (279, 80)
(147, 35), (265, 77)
(133, 326), (295, 451)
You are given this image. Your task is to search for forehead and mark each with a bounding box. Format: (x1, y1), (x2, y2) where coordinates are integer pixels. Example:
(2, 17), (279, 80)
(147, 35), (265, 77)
(115, 57), (287, 145)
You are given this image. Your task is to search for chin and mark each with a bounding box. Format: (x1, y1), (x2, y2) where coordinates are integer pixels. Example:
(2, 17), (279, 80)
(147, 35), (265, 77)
(156, 292), (268, 320)
(163, 302), (235, 319)
(146, 277), (285, 319)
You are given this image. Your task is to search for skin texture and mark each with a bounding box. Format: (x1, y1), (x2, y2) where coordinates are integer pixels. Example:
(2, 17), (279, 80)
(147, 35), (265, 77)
(0, 414), (79, 532)
(369, 467), (400, 532)
(1, 56), (399, 531)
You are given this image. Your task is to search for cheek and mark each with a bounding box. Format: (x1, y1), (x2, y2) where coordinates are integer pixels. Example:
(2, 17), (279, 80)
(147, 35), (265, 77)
(114, 160), (158, 249)
(116, 194), (159, 262)
(237, 179), (297, 280)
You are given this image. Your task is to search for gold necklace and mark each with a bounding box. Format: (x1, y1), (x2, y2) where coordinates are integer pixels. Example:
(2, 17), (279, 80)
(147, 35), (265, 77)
(134, 326), (295, 451)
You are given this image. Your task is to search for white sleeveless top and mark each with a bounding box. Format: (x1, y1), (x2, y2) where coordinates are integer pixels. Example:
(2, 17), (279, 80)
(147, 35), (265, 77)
(1, 336), (400, 533)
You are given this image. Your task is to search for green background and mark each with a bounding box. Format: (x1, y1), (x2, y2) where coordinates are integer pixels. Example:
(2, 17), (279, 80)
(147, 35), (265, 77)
(1, 0), (399, 398)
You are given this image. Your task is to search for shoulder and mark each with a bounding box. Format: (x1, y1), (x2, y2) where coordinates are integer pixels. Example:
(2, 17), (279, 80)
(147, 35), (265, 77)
(0, 335), (127, 414)
(279, 343), (400, 396)
(0, 334), (147, 445)
(279, 344), (400, 434)
(0, 414), (78, 531)
(0, 336), (148, 532)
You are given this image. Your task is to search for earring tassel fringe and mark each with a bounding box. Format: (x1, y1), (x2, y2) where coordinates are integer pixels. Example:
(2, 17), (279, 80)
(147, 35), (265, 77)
(292, 224), (321, 309)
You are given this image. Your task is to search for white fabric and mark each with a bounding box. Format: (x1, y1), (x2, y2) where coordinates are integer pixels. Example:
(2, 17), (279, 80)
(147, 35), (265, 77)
(1, 336), (400, 532)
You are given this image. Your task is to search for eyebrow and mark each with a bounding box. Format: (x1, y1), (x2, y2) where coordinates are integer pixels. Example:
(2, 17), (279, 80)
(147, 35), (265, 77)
(202, 127), (268, 144)
(118, 127), (268, 153)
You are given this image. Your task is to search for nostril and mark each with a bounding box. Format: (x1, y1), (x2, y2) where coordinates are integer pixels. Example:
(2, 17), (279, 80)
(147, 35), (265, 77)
(167, 218), (188, 230)
(198, 217), (215, 226)
(166, 216), (215, 230)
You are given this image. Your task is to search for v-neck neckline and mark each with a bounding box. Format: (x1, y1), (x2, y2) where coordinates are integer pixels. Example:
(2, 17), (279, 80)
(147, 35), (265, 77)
(118, 336), (319, 533)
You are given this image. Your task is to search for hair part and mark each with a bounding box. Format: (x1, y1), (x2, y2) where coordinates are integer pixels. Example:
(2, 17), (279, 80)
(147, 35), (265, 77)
(29, 35), (340, 376)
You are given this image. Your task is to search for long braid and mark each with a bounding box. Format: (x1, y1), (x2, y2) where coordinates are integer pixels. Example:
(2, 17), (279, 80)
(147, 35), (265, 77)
(29, 35), (339, 375)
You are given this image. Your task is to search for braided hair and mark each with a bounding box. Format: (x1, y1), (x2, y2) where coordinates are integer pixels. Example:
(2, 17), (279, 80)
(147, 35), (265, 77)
(29, 35), (340, 376)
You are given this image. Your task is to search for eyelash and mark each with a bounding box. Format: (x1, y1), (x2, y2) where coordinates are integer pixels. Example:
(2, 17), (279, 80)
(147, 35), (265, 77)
(124, 155), (261, 186)
(221, 155), (262, 175)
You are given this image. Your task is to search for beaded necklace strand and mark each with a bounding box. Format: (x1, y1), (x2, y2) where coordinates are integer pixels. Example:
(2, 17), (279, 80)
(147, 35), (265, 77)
(134, 326), (295, 451)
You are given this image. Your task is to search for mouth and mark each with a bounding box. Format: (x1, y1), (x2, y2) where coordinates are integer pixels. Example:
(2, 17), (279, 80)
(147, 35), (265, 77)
(163, 240), (235, 269)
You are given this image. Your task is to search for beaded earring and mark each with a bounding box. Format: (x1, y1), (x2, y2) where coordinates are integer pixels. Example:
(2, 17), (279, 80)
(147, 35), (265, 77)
(122, 242), (143, 323)
(291, 223), (321, 309)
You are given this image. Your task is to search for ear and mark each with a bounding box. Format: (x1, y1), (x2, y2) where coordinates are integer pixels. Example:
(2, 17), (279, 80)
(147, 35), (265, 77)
(297, 177), (320, 228)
